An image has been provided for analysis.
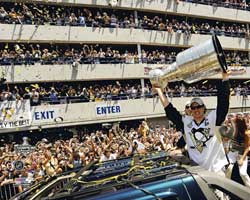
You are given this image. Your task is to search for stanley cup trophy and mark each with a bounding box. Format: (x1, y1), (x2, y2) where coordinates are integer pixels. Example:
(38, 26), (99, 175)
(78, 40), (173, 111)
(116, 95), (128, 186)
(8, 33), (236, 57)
(14, 137), (36, 155)
(149, 35), (228, 89)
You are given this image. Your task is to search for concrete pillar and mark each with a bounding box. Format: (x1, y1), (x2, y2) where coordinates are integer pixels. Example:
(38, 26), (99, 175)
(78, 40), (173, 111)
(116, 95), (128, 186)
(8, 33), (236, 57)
(141, 78), (145, 96)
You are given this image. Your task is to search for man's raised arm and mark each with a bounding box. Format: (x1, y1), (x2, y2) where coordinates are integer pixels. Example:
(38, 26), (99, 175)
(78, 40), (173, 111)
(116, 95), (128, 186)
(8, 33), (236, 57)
(153, 87), (183, 133)
(216, 71), (231, 126)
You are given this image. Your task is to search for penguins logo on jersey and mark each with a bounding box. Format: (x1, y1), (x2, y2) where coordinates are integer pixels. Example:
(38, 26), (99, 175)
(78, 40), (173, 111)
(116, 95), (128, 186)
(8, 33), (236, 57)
(189, 127), (212, 153)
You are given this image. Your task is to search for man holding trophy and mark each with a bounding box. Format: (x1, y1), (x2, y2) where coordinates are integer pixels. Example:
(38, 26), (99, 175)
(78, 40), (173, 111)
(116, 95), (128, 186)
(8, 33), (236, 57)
(150, 35), (231, 174)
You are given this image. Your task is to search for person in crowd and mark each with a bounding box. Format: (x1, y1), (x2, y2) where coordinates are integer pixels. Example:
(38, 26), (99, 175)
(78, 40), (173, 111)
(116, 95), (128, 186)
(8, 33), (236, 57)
(219, 112), (250, 188)
(138, 120), (149, 138)
(234, 112), (247, 143)
(233, 113), (250, 187)
(238, 136), (250, 187)
(184, 100), (192, 116)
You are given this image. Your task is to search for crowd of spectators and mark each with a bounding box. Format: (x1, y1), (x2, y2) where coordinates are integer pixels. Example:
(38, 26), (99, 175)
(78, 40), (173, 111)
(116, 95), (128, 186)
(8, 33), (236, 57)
(0, 121), (181, 190)
(0, 80), (249, 105)
(181, 0), (250, 10)
(225, 51), (250, 66)
(0, 2), (249, 38)
(0, 43), (249, 66)
(1, 111), (250, 192)
(0, 81), (148, 105)
(0, 43), (179, 65)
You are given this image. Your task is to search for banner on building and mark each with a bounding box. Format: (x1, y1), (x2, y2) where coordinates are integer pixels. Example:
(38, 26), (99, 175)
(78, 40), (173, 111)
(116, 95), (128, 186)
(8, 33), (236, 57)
(0, 100), (31, 129)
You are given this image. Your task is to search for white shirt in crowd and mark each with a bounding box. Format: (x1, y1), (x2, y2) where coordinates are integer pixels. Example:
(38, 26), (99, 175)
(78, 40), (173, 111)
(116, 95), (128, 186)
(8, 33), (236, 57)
(99, 152), (117, 162)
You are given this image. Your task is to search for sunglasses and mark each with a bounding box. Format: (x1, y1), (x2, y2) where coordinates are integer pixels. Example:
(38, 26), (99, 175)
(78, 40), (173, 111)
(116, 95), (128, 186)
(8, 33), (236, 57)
(191, 105), (204, 110)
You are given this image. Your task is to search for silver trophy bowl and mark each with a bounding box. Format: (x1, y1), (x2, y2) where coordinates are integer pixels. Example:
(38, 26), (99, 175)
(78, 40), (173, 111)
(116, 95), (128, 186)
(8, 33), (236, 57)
(149, 35), (228, 89)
